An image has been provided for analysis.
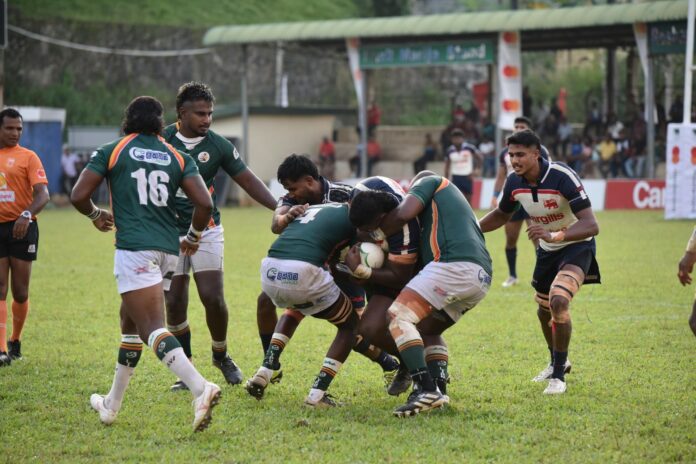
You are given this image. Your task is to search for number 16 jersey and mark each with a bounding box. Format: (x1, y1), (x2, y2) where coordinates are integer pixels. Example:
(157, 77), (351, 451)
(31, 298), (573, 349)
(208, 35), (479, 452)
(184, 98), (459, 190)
(87, 133), (200, 255)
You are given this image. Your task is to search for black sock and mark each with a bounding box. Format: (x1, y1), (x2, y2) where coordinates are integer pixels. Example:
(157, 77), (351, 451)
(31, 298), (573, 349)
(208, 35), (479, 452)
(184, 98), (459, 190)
(505, 247), (518, 278)
(377, 351), (399, 371)
(552, 350), (568, 381)
(411, 369), (437, 392)
(548, 346), (554, 364)
(260, 333), (273, 355)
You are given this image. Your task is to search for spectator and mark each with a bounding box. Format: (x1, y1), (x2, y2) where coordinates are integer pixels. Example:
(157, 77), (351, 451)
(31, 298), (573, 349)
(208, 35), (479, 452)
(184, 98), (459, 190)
(598, 133), (618, 178)
(465, 102), (480, 125)
(584, 100), (602, 138)
(629, 111), (647, 178)
(350, 135), (381, 177)
(567, 135), (584, 172)
(413, 133), (438, 174)
(522, 86), (533, 118)
(669, 94), (684, 123)
(61, 145), (81, 195)
(317, 136), (336, 181)
(550, 97), (563, 120)
(556, 116), (573, 160)
(452, 104), (466, 123)
(481, 117), (495, 141)
(615, 128), (631, 177)
(605, 112), (624, 140)
(367, 100), (381, 136)
(479, 136), (496, 178)
(580, 136), (598, 178)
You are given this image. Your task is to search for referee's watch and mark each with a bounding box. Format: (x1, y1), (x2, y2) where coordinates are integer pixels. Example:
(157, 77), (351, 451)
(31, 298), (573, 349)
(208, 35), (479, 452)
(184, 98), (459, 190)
(20, 210), (32, 221)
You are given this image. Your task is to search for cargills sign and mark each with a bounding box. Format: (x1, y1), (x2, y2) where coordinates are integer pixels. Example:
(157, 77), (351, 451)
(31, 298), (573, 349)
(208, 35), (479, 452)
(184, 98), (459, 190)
(359, 40), (494, 69)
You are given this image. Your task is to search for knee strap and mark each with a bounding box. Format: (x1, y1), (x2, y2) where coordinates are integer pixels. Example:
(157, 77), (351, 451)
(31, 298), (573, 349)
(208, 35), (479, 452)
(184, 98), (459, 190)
(535, 292), (550, 312)
(549, 270), (582, 304)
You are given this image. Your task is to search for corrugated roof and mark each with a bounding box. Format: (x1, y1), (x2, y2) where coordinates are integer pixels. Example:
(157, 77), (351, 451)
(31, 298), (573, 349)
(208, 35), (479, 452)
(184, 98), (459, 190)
(203, 0), (688, 46)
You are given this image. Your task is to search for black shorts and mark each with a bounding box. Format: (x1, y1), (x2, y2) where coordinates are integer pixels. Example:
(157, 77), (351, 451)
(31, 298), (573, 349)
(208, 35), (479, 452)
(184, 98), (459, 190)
(532, 239), (600, 294)
(0, 220), (39, 261)
(451, 175), (473, 196)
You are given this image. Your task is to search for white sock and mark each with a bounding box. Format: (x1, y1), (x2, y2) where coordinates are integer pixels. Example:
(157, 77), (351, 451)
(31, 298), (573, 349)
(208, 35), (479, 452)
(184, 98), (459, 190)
(306, 388), (326, 404)
(161, 347), (207, 397)
(105, 363), (134, 412)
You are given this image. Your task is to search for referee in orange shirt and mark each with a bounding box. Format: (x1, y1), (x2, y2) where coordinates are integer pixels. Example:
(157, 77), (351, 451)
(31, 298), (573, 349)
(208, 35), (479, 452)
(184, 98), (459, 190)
(0, 109), (50, 366)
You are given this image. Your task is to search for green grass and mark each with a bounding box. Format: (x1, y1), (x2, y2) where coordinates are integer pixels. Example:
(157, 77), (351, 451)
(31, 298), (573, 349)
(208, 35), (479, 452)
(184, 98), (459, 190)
(0, 208), (694, 463)
(14, 0), (363, 27)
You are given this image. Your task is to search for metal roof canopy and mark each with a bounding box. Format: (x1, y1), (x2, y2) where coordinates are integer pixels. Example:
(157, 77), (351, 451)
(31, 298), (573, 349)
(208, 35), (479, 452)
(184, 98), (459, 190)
(203, 0), (688, 51)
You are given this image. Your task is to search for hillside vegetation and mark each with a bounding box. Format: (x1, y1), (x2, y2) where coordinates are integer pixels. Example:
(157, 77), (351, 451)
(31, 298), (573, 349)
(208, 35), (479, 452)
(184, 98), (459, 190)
(14, 0), (363, 27)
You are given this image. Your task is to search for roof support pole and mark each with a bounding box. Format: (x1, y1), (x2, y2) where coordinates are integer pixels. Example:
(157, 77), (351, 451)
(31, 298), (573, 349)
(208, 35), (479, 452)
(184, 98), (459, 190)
(646, 54), (656, 178)
(241, 44), (249, 164)
(684, 0), (695, 124)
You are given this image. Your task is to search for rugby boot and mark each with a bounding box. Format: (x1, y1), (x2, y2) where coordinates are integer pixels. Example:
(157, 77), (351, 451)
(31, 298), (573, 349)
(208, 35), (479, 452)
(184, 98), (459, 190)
(532, 360), (572, 382)
(192, 382), (222, 432)
(0, 351), (10, 366)
(90, 394), (117, 425)
(245, 368), (272, 400)
(393, 385), (448, 418)
(8, 340), (22, 360)
(543, 378), (567, 395)
(213, 354), (243, 385)
(386, 364), (412, 396)
(304, 391), (342, 408)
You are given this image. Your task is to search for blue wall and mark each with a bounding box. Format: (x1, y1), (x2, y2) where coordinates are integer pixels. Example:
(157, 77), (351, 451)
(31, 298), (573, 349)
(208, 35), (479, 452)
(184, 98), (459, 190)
(19, 121), (62, 194)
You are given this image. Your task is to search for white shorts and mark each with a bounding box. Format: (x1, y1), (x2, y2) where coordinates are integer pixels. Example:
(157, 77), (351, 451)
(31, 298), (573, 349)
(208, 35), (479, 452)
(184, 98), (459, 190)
(114, 249), (177, 294)
(173, 225), (224, 276)
(406, 261), (491, 323)
(260, 257), (340, 316)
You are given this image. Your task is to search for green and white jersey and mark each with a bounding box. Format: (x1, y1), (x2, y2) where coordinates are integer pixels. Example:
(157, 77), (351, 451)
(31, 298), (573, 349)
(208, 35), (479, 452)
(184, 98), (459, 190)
(162, 124), (247, 234)
(268, 203), (355, 267)
(86, 133), (199, 255)
(408, 175), (492, 275)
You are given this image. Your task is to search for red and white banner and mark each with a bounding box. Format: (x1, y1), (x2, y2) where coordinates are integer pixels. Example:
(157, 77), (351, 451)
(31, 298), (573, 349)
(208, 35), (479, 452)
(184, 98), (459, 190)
(603, 180), (665, 209)
(665, 123), (696, 219)
(497, 31), (522, 131)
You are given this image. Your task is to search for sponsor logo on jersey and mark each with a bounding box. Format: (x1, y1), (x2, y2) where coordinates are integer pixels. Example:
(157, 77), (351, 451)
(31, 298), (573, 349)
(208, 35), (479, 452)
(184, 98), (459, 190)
(36, 169), (46, 179)
(233, 147), (240, 159)
(529, 213), (565, 225)
(543, 199), (559, 209)
(197, 151), (210, 163)
(0, 173), (7, 189)
(6, 158), (14, 167)
(0, 191), (15, 202)
(129, 147), (172, 166)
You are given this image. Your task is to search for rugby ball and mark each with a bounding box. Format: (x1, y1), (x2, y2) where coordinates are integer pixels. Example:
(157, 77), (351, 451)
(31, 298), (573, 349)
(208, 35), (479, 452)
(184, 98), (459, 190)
(359, 242), (385, 269)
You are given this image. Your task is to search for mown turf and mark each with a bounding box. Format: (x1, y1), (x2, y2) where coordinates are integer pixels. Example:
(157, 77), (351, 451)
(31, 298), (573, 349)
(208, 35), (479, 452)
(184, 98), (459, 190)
(0, 208), (694, 463)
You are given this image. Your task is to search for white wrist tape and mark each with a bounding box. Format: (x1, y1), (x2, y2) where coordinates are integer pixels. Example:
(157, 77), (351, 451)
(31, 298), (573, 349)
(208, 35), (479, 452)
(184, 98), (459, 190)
(687, 226), (696, 252)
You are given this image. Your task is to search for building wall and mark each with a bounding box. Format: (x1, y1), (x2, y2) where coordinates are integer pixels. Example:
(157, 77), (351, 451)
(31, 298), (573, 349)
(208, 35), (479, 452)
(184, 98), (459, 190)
(212, 114), (336, 183)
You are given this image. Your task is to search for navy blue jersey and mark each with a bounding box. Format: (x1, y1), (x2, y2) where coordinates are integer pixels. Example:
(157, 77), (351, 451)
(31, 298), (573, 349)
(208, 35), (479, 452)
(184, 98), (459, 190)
(278, 176), (352, 207)
(499, 158), (592, 252)
(352, 176), (420, 263)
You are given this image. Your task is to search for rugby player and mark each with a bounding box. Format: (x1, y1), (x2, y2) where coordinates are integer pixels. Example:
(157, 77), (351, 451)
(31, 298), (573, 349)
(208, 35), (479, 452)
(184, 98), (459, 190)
(360, 171), (493, 416)
(491, 116), (551, 288)
(256, 155), (399, 385)
(443, 128), (482, 204)
(163, 82), (277, 391)
(480, 129), (600, 395)
(246, 202), (360, 407)
(676, 228), (696, 337)
(71, 96), (221, 431)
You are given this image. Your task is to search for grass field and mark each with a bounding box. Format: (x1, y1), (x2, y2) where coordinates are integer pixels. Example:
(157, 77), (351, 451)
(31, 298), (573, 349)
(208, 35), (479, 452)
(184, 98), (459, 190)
(0, 208), (694, 463)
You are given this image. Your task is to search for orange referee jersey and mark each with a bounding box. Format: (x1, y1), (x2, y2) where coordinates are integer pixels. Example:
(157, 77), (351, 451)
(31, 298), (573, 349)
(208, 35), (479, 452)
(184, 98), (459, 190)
(0, 145), (48, 222)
